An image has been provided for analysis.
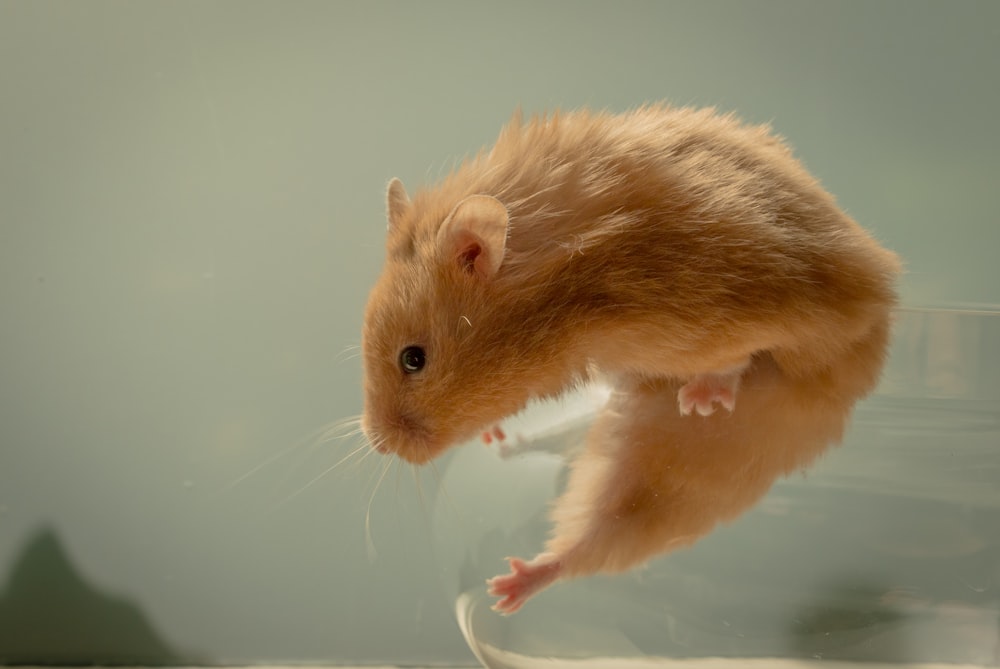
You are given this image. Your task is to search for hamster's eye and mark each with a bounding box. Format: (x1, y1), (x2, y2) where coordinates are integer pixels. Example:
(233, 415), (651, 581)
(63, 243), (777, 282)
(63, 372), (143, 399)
(399, 346), (426, 374)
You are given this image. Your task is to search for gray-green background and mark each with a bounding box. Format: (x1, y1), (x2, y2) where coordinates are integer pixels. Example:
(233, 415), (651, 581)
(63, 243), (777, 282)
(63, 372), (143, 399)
(1, 0), (997, 664)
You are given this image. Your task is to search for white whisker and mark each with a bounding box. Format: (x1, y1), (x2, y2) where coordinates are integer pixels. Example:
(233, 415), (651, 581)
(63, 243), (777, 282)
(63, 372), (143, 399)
(365, 457), (393, 562)
(333, 344), (362, 365)
(275, 441), (373, 508)
(219, 442), (300, 495)
(427, 458), (457, 522)
(316, 416), (364, 443)
(410, 463), (426, 517)
(218, 419), (354, 495)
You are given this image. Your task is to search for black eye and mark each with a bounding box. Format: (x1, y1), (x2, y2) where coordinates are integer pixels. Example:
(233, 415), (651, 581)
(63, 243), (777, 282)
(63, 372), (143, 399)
(399, 346), (426, 374)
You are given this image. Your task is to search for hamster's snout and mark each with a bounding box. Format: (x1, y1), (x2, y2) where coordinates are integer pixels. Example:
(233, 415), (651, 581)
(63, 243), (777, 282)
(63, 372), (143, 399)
(361, 409), (441, 464)
(359, 414), (387, 454)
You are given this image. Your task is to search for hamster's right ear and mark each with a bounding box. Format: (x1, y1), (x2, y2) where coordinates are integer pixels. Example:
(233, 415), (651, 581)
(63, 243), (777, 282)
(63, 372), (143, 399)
(386, 178), (410, 231)
(437, 194), (509, 280)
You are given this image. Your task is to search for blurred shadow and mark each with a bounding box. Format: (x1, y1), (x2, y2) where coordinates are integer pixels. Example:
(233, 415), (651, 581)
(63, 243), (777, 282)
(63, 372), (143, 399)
(788, 580), (909, 662)
(0, 527), (196, 664)
(791, 577), (1000, 665)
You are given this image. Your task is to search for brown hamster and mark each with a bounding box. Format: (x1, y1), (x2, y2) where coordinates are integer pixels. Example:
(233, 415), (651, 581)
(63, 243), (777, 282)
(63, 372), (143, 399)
(360, 105), (900, 614)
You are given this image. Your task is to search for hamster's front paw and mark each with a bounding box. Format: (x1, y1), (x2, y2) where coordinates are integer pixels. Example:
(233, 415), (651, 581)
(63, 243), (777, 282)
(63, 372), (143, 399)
(487, 554), (562, 615)
(678, 371), (741, 416)
(480, 423), (507, 445)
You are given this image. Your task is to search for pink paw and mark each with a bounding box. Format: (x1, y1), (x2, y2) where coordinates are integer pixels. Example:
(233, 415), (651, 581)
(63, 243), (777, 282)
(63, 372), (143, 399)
(678, 372), (740, 416)
(480, 424), (507, 446)
(487, 554), (561, 615)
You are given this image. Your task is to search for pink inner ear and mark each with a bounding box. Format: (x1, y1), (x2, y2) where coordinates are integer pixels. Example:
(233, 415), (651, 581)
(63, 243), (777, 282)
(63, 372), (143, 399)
(459, 245), (481, 274)
(453, 230), (486, 276)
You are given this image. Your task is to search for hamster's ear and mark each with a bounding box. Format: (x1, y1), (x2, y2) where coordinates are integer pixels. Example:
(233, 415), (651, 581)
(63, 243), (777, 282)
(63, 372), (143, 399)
(386, 178), (410, 231)
(437, 195), (509, 279)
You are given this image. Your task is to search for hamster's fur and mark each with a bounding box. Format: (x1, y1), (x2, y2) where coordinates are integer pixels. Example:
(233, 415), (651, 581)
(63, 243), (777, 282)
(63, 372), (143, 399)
(361, 105), (900, 613)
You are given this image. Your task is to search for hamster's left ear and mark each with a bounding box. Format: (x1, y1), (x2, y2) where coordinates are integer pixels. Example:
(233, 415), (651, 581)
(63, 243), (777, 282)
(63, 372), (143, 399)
(437, 195), (509, 280)
(386, 178), (410, 231)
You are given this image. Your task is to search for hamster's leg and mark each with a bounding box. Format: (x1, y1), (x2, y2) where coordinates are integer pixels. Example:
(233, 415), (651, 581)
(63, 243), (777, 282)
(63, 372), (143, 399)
(677, 360), (749, 416)
(489, 378), (739, 614)
(490, 318), (893, 613)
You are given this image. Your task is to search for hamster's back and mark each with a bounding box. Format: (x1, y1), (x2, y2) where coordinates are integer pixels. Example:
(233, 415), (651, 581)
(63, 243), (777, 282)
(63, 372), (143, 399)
(438, 107), (899, 352)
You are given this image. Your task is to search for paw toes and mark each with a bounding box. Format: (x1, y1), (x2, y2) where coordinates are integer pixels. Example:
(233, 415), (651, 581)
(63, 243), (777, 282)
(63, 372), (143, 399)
(507, 556), (528, 572)
(487, 577), (524, 614)
(491, 596), (521, 615)
(678, 375), (740, 417)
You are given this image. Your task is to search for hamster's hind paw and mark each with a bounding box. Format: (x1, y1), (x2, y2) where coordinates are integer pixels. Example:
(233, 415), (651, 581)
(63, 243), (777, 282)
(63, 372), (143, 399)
(487, 554), (561, 615)
(678, 370), (742, 416)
